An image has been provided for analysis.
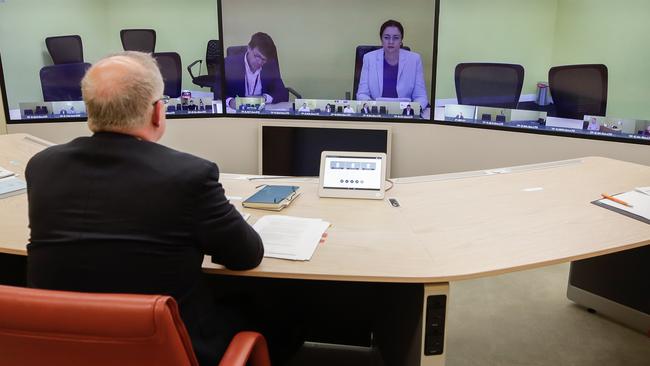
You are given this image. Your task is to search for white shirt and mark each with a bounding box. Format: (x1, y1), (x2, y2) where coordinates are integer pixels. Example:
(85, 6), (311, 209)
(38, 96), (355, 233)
(298, 106), (310, 112)
(244, 51), (263, 97)
(343, 106), (355, 113)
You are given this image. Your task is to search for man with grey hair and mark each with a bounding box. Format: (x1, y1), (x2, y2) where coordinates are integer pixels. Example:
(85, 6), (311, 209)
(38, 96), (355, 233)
(25, 52), (264, 365)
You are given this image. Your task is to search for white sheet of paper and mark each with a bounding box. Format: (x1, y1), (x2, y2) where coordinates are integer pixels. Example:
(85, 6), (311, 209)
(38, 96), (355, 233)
(634, 186), (650, 196)
(0, 166), (15, 179)
(598, 191), (650, 221)
(253, 215), (329, 260)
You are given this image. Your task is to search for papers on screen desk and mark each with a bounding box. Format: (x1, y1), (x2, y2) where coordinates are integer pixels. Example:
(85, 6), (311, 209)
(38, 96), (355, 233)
(242, 185), (300, 211)
(594, 190), (650, 224)
(253, 215), (330, 260)
(0, 167), (26, 199)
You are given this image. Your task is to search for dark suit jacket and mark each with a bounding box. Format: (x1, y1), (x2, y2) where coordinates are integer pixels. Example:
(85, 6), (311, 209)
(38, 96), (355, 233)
(224, 52), (289, 103)
(25, 132), (264, 366)
(402, 108), (414, 116)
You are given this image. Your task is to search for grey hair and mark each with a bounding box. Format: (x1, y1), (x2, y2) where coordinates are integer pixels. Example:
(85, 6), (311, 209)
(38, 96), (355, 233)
(82, 51), (164, 132)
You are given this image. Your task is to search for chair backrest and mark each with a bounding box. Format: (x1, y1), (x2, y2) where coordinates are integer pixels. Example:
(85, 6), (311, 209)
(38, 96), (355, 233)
(0, 285), (198, 366)
(205, 39), (223, 76)
(352, 45), (411, 98)
(121, 29), (156, 53)
(455, 63), (524, 109)
(39, 62), (91, 102)
(154, 52), (182, 98)
(226, 45), (248, 58)
(45, 35), (84, 64)
(548, 64), (608, 120)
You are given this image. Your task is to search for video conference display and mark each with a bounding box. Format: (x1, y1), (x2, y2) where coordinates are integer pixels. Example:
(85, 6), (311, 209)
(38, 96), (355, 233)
(0, 0), (222, 122)
(434, 0), (650, 143)
(220, 0), (435, 121)
(2, 0), (649, 145)
(0, 0), (435, 123)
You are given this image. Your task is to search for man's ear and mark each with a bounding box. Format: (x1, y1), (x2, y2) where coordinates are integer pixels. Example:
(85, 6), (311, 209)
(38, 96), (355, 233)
(150, 101), (162, 128)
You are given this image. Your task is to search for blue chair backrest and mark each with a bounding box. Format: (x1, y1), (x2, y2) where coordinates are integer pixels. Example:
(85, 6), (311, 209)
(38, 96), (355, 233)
(153, 52), (182, 98)
(39, 63), (91, 102)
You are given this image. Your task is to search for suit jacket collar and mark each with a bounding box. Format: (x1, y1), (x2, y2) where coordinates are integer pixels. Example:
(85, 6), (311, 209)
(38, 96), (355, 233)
(92, 131), (140, 140)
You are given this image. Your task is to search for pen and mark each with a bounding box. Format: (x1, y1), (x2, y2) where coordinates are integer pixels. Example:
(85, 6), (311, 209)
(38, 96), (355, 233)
(601, 193), (633, 208)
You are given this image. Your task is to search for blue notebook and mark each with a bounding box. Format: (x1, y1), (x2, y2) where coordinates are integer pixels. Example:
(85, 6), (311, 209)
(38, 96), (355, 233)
(242, 185), (300, 211)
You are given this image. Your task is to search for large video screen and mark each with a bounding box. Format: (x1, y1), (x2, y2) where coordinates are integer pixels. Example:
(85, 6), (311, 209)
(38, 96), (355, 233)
(434, 0), (650, 144)
(0, 0), (222, 123)
(220, 0), (436, 122)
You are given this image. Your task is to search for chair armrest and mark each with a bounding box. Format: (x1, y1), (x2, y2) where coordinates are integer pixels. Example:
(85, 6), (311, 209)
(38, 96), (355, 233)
(286, 86), (302, 99)
(187, 60), (202, 79)
(218, 331), (271, 366)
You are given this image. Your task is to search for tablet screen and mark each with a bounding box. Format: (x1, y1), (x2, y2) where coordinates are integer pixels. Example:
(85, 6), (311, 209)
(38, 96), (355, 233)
(322, 155), (383, 191)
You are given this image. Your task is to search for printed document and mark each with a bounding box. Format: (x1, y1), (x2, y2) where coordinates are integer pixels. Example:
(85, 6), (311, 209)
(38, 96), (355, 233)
(253, 215), (330, 260)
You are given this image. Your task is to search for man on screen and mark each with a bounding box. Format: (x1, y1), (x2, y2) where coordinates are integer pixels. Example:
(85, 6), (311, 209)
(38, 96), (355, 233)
(224, 32), (289, 109)
(402, 104), (414, 116)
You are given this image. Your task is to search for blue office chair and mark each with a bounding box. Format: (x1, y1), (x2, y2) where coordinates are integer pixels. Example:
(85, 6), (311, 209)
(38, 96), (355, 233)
(121, 29), (156, 53)
(154, 52), (182, 98)
(226, 45), (301, 99)
(352, 45), (410, 99)
(40, 63), (91, 102)
(45, 35), (84, 64)
(548, 64), (608, 120)
(455, 63), (525, 109)
(187, 40), (223, 98)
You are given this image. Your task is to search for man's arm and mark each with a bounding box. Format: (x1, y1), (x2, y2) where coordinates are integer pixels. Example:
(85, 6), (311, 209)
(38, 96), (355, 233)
(194, 162), (263, 270)
(356, 54), (372, 101)
(411, 53), (429, 109)
(262, 60), (289, 103)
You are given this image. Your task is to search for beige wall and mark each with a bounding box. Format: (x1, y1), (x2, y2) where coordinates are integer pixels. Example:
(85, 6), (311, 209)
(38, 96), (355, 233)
(9, 117), (650, 178)
(436, 0), (558, 99)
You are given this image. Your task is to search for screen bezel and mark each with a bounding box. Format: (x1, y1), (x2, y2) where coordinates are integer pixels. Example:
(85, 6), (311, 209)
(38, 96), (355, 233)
(318, 150), (387, 200)
(258, 121), (392, 177)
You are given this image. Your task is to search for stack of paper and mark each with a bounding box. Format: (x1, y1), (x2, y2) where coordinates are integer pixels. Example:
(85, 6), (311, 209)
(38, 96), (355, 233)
(0, 167), (26, 199)
(0, 166), (15, 179)
(253, 215), (330, 260)
(596, 189), (650, 222)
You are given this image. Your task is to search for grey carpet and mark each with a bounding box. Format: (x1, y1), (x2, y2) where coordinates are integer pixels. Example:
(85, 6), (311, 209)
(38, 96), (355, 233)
(287, 263), (649, 366)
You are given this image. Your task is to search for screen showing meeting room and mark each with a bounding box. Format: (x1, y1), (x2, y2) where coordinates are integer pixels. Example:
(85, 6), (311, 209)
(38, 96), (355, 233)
(220, 0), (435, 102)
(0, 0), (219, 111)
(435, 0), (650, 120)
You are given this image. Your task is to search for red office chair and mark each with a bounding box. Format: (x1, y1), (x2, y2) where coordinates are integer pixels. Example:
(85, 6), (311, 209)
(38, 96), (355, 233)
(0, 285), (271, 366)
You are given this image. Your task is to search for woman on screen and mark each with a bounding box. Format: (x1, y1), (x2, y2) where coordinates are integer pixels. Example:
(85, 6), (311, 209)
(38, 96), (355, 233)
(356, 20), (428, 109)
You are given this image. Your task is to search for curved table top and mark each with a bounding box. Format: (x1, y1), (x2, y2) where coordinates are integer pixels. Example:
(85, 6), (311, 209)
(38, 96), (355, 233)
(2, 133), (649, 283)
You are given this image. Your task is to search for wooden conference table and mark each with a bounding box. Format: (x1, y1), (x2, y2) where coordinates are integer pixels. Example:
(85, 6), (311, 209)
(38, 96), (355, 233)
(1, 133), (649, 366)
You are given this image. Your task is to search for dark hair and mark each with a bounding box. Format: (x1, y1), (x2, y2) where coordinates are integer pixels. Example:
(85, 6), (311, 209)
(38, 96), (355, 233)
(248, 32), (277, 60)
(379, 20), (404, 40)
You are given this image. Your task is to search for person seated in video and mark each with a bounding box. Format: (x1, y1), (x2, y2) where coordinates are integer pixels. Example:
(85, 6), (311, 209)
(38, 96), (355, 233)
(298, 103), (310, 112)
(356, 20), (428, 110)
(224, 32), (289, 110)
(402, 104), (414, 116)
